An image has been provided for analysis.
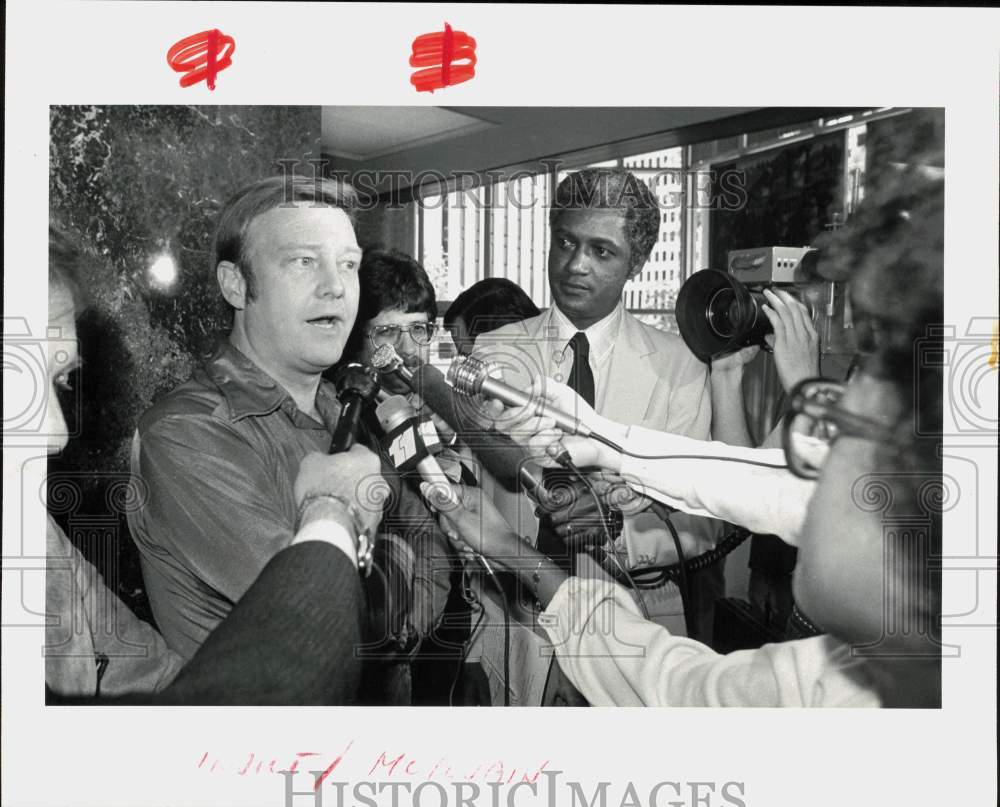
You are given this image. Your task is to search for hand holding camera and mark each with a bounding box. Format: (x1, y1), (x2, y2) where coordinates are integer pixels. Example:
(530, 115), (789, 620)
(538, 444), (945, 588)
(761, 288), (820, 392)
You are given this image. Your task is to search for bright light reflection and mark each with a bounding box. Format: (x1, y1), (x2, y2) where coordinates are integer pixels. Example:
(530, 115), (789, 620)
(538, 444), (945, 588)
(149, 253), (177, 288)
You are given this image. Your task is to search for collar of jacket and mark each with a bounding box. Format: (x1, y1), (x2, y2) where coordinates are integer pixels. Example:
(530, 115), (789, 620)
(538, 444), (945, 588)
(202, 339), (337, 423)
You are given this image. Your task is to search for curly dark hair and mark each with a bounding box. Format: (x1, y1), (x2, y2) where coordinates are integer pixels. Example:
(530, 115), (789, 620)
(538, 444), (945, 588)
(549, 168), (660, 271)
(813, 158), (944, 705)
(814, 160), (944, 485)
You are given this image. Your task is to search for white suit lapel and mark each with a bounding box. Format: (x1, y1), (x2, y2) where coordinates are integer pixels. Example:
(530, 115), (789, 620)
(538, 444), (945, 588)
(602, 311), (658, 423)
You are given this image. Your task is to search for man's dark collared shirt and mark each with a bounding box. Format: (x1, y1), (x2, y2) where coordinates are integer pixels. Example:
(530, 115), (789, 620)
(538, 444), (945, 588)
(129, 340), (450, 661)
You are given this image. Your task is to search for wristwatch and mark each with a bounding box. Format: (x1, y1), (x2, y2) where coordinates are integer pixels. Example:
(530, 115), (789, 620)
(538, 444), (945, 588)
(296, 493), (374, 576)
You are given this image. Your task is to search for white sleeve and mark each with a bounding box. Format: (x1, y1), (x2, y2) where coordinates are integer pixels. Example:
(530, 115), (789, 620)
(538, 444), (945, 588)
(617, 426), (816, 547)
(291, 519), (357, 567)
(540, 578), (880, 707)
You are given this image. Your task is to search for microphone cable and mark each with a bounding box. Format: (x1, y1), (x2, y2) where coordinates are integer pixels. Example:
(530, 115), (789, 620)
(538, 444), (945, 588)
(648, 502), (695, 640)
(584, 434), (790, 470)
(448, 566), (487, 707)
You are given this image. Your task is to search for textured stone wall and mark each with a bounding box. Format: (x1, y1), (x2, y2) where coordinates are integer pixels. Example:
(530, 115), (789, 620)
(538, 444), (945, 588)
(48, 105), (321, 619)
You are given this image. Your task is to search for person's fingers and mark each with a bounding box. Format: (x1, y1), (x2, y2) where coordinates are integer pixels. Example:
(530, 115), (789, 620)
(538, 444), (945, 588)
(776, 289), (811, 343)
(763, 289), (793, 336)
(798, 299), (819, 342)
(480, 397), (506, 420)
(767, 288), (806, 343)
(419, 481), (462, 514)
(555, 522), (604, 544)
(761, 303), (783, 343)
(527, 429), (564, 460)
(588, 478), (612, 497)
(762, 287), (784, 312)
(534, 374), (575, 409)
(546, 435), (600, 468)
(513, 415), (556, 439)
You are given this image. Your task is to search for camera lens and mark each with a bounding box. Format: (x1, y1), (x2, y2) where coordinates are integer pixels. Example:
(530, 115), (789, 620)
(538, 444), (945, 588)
(706, 287), (739, 339)
(676, 270), (772, 362)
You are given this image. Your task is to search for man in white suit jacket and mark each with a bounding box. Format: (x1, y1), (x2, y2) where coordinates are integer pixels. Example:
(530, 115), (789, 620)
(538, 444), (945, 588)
(467, 169), (722, 703)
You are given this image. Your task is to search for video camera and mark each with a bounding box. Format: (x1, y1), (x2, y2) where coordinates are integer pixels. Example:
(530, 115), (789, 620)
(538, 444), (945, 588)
(676, 246), (854, 362)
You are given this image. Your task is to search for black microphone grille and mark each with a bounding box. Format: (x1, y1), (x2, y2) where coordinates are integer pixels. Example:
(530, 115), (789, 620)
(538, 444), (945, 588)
(332, 362), (380, 400)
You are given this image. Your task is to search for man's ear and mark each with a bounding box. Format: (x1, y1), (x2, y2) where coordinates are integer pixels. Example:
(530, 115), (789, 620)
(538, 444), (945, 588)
(217, 261), (247, 310)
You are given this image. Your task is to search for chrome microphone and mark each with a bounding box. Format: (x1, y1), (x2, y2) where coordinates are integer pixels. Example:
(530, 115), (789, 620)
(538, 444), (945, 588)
(446, 355), (594, 438)
(371, 344), (412, 383)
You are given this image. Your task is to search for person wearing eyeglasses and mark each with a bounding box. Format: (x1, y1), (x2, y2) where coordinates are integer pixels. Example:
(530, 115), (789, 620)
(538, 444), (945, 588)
(336, 247), (463, 703)
(346, 248), (439, 391)
(423, 168), (943, 708)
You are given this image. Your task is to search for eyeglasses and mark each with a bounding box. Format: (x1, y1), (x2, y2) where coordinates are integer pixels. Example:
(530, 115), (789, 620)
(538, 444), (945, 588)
(365, 322), (438, 347)
(782, 377), (900, 479)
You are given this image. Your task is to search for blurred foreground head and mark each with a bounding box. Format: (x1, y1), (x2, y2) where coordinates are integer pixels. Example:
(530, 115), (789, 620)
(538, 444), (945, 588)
(801, 157), (945, 707)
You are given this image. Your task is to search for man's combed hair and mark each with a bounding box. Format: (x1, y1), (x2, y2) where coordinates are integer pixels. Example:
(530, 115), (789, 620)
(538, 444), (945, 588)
(344, 248), (437, 360)
(444, 278), (540, 342)
(549, 168), (660, 271)
(213, 174), (359, 301)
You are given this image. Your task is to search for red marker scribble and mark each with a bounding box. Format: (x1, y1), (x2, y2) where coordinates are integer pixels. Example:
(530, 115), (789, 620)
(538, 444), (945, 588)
(167, 28), (235, 90)
(409, 22), (476, 93)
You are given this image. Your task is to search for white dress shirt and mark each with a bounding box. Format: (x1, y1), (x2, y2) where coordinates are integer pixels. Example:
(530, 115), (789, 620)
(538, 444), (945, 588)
(547, 302), (623, 412)
(542, 577), (879, 707)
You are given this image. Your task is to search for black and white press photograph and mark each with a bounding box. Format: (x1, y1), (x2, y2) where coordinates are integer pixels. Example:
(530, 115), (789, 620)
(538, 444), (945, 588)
(4, 5), (998, 806)
(43, 104), (949, 708)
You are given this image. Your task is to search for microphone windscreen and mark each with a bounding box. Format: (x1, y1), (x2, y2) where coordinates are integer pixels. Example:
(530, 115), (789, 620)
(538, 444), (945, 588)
(374, 395), (415, 433)
(410, 363), (534, 491)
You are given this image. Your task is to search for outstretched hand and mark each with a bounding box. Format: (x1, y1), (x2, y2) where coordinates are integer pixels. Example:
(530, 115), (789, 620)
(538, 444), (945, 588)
(484, 375), (624, 471)
(420, 481), (522, 567)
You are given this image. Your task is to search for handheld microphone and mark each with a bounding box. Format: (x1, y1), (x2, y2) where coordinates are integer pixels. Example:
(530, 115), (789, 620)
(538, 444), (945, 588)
(408, 363), (548, 492)
(330, 363), (380, 453)
(373, 346), (553, 497)
(446, 355), (593, 438)
(371, 344), (413, 383)
(375, 395), (458, 505)
(375, 395), (499, 577)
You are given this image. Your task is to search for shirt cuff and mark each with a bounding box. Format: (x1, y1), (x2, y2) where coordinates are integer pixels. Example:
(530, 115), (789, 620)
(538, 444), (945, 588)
(291, 519), (357, 568)
(539, 576), (641, 648)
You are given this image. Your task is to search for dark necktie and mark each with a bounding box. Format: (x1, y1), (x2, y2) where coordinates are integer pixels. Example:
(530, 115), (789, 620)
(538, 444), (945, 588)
(537, 332), (600, 571)
(566, 332), (595, 408)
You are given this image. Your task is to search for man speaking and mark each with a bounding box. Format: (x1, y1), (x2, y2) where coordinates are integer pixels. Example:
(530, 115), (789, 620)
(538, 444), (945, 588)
(129, 175), (450, 687)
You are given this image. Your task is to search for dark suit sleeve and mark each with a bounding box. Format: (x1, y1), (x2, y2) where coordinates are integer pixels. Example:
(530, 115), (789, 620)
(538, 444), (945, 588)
(154, 542), (364, 705)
